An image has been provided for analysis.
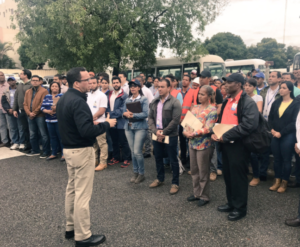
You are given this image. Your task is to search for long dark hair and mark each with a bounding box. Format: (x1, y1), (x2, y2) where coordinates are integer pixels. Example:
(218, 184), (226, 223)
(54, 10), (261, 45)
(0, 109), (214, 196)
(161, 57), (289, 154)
(196, 85), (215, 105)
(49, 82), (61, 94)
(129, 85), (144, 97)
(281, 81), (295, 99)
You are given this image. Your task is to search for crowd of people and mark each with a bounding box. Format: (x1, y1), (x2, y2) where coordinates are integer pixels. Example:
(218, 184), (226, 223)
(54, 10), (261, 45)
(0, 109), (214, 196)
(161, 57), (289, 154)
(1, 67), (300, 246)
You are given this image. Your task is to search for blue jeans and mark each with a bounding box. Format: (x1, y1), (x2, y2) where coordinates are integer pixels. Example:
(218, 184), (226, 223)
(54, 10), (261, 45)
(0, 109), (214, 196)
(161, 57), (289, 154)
(7, 114), (19, 144)
(250, 148), (270, 178)
(47, 122), (63, 156)
(153, 136), (179, 185)
(106, 130), (113, 152)
(0, 109), (9, 144)
(271, 133), (296, 181)
(28, 117), (50, 155)
(17, 110), (30, 146)
(125, 129), (147, 175)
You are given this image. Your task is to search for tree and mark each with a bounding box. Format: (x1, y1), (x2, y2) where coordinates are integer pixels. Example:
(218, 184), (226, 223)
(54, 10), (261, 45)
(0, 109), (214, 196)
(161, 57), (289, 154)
(18, 44), (46, 69)
(0, 41), (16, 69)
(12, 0), (226, 72)
(204, 32), (247, 61)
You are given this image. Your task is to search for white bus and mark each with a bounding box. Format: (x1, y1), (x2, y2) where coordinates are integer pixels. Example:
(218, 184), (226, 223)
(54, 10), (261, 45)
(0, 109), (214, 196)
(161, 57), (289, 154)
(293, 52), (300, 71)
(126, 55), (226, 81)
(225, 59), (266, 74)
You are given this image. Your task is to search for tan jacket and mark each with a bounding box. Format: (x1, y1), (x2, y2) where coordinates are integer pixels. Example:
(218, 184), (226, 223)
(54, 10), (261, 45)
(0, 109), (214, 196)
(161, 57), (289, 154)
(23, 85), (48, 117)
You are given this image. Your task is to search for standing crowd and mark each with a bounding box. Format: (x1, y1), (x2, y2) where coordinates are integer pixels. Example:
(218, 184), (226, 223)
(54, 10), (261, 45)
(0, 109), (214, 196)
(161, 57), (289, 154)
(1, 67), (300, 246)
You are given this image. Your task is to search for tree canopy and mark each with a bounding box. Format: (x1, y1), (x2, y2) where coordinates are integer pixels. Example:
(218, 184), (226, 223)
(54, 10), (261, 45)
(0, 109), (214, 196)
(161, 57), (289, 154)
(0, 42), (16, 69)
(13, 0), (226, 72)
(17, 44), (45, 70)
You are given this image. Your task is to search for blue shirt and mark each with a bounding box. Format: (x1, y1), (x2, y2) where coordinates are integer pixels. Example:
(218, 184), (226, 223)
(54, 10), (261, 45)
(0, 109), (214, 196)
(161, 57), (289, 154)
(9, 88), (16, 107)
(41, 94), (63, 122)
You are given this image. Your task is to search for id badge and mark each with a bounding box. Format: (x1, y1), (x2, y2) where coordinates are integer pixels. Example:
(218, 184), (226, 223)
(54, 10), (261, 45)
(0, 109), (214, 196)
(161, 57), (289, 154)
(231, 103), (237, 111)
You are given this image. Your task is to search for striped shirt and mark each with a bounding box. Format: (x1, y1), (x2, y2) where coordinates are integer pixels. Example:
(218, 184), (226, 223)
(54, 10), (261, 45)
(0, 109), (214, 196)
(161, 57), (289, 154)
(41, 94), (63, 122)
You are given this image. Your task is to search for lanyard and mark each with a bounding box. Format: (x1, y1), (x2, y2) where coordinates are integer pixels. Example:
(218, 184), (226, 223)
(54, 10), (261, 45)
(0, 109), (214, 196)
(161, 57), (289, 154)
(266, 88), (279, 107)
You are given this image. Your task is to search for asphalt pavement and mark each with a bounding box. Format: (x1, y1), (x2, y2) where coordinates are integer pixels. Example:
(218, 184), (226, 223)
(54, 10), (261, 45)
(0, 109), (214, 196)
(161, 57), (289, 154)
(1, 150), (300, 247)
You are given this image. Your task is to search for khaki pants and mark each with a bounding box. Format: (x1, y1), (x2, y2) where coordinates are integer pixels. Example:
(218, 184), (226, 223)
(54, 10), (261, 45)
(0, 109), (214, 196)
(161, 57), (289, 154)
(64, 147), (95, 241)
(93, 132), (108, 165)
(189, 147), (213, 201)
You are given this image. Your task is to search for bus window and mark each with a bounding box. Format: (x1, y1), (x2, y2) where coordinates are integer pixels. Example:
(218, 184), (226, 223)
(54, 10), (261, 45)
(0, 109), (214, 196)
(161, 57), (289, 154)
(226, 65), (254, 74)
(203, 62), (226, 77)
(127, 70), (132, 81)
(294, 53), (300, 71)
(133, 70), (142, 78)
(258, 65), (266, 72)
(157, 66), (182, 80)
(184, 63), (200, 75)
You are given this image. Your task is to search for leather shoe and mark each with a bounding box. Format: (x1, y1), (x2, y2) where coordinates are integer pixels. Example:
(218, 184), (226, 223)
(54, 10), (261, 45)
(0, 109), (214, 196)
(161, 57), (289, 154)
(143, 153), (151, 158)
(217, 204), (234, 212)
(198, 199), (209, 207)
(285, 217), (300, 227)
(228, 210), (246, 221)
(187, 195), (200, 202)
(46, 155), (57, 161)
(75, 235), (106, 247)
(287, 182), (300, 188)
(65, 230), (74, 239)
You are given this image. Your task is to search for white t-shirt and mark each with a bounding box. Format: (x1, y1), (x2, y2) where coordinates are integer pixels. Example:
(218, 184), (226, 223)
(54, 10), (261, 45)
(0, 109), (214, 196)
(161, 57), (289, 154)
(142, 85), (154, 106)
(87, 90), (107, 123)
(122, 82), (129, 95)
(263, 86), (279, 120)
(251, 94), (263, 103)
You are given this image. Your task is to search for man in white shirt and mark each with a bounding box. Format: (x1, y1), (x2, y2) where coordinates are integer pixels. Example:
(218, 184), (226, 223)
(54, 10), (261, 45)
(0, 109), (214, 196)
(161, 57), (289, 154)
(87, 77), (108, 171)
(118, 71), (129, 95)
(136, 75), (154, 158)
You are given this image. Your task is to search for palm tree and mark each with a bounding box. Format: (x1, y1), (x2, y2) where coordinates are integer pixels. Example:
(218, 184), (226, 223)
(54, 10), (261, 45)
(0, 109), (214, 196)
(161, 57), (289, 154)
(0, 41), (15, 68)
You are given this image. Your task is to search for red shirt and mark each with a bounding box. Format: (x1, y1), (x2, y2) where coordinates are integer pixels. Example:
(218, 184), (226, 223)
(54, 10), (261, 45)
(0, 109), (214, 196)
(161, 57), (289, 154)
(221, 90), (243, 125)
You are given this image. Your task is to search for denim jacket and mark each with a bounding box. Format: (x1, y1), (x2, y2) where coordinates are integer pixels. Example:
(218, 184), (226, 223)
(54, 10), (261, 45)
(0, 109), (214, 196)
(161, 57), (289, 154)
(122, 95), (149, 130)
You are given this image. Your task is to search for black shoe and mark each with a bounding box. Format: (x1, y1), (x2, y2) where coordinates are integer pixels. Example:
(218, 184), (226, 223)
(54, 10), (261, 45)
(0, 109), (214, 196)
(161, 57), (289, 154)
(228, 210), (246, 221)
(143, 153), (151, 158)
(46, 156), (57, 161)
(187, 195), (200, 202)
(285, 217), (300, 227)
(198, 199), (209, 207)
(0, 142), (10, 147)
(60, 157), (65, 162)
(217, 204), (234, 212)
(65, 230), (74, 239)
(287, 182), (300, 188)
(259, 175), (267, 181)
(40, 153), (49, 159)
(26, 151), (40, 156)
(75, 235), (106, 247)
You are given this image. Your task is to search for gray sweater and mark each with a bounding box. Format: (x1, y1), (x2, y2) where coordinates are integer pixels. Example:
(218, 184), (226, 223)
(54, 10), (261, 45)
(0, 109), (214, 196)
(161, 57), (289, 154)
(13, 80), (32, 111)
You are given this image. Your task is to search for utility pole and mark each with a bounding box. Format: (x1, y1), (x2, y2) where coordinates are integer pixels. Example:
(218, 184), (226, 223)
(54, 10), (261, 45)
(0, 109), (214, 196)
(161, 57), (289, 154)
(283, 0), (288, 44)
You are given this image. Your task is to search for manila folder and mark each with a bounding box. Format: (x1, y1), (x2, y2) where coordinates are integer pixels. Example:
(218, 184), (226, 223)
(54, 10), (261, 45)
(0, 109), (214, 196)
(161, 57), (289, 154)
(152, 133), (169, 144)
(213, 124), (235, 139)
(181, 111), (203, 132)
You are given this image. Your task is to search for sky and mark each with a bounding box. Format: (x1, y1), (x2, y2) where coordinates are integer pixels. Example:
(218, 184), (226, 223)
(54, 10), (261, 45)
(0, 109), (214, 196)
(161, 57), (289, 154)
(201, 0), (300, 47)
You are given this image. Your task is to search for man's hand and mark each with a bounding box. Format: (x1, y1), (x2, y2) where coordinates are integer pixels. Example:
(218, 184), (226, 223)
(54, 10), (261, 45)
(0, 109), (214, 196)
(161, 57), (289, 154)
(29, 112), (36, 118)
(183, 131), (193, 139)
(156, 130), (165, 138)
(46, 110), (54, 116)
(51, 105), (57, 112)
(106, 113), (117, 128)
(212, 134), (223, 142)
(8, 109), (13, 114)
(123, 109), (133, 118)
(13, 111), (18, 118)
(295, 144), (300, 155)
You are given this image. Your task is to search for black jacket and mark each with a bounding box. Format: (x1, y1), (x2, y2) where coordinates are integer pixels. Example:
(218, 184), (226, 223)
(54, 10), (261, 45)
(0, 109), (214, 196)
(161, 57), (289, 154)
(219, 91), (259, 142)
(268, 97), (299, 137)
(56, 88), (110, 149)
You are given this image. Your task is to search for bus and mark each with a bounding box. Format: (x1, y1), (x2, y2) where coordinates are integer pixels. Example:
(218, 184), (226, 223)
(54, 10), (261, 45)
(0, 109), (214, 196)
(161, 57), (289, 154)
(225, 59), (266, 74)
(126, 55), (226, 81)
(293, 52), (300, 71)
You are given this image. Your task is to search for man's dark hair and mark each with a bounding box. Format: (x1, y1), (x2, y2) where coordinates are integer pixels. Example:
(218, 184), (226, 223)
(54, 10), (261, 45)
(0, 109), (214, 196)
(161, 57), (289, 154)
(247, 72), (252, 77)
(112, 76), (121, 84)
(282, 73), (295, 80)
(98, 72), (110, 79)
(246, 78), (257, 87)
(136, 75), (143, 83)
(183, 75), (191, 82)
(39, 77), (43, 81)
(153, 77), (159, 81)
(67, 67), (86, 88)
(101, 77), (109, 83)
(23, 69), (32, 79)
(165, 74), (175, 82)
(118, 71), (127, 79)
(54, 74), (62, 79)
(49, 82), (61, 94)
(161, 78), (171, 87)
(31, 75), (40, 80)
(90, 76), (98, 81)
(270, 71), (281, 78)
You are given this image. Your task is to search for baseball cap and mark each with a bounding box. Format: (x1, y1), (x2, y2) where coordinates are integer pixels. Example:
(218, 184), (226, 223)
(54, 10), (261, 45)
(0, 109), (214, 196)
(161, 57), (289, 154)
(213, 76), (218, 80)
(129, 79), (141, 87)
(251, 68), (260, 73)
(200, 70), (211, 78)
(8, 76), (16, 81)
(192, 77), (200, 84)
(191, 69), (197, 75)
(222, 73), (245, 84)
(253, 72), (265, 79)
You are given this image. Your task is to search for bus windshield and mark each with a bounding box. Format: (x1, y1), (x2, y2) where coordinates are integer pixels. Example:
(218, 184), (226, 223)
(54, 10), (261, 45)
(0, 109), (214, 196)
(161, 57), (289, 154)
(294, 53), (300, 71)
(203, 62), (225, 77)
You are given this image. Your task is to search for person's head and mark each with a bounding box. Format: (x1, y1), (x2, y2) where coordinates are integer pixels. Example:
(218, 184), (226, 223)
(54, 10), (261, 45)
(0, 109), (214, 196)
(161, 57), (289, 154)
(280, 81), (294, 99)
(244, 78), (257, 96)
(153, 77), (159, 88)
(183, 72), (189, 77)
(222, 73), (244, 95)
(53, 74), (61, 84)
(0, 71), (4, 83)
(251, 68), (260, 77)
(118, 71), (127, 84)
(200, 70), (212, 86)
(253, 72), (265, 87)
(31, 75), (41, 87)
(67, 67), (91, 93)
(88, 71), (95, 78)
(191, 70), (197, 79)
(112, 76), (121, 91)
(147, 76), (153, 84)
(136, 75), (144, 87)
(158, 79), (170, 97)
(39, 77), (43, 84)
(129, 79), (143, 97)
(49, 82), (61, 94)
(197, 85), (215, 105)
(165, 74), (176, 89)
(220, 83), (227, 97)
(90, 77), (98, 92)
(101, 77), (109, 91)
(182, 75), (191, 88)
(7, 77), (16, 87)
(20, 69), (32, 81)
(139, 73), (146, 81)
(192, 77), (200, 89)
(214, 79), (222, 89)
(61, 75), (67, 85)
(98, 72), (109, 81)
(282, 73), (296, 84)
(268, 71), (281, 87)
(247, 72), (252, 79)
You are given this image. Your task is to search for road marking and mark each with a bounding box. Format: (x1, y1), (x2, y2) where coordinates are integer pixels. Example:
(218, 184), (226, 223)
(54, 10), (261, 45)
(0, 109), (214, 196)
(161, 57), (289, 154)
(0, 147), (26, 160)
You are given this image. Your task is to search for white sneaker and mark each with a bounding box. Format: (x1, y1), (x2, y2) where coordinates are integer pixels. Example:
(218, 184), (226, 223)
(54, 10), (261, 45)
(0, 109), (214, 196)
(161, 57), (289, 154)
(10, 144), (20, 150)
(19, 144), (25, 150)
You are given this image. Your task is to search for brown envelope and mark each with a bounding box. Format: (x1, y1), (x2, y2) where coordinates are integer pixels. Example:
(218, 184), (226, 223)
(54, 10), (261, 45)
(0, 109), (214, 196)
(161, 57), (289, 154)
(213, 124), (235, 139)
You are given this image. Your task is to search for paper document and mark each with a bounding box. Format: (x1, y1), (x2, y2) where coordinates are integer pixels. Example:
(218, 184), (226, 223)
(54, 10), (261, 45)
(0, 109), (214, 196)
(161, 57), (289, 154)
(52, 96), (61, 106)
(213, 124), (235, 139)
(181, 111), (203, 134)
(152, 133), (169, 144)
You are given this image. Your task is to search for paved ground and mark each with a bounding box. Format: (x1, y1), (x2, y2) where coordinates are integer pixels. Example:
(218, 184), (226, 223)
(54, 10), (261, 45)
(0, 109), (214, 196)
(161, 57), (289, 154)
(1, 149), (300, 247)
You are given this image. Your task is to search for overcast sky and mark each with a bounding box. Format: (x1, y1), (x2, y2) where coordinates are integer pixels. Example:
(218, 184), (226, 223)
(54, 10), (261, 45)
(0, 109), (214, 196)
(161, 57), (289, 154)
(201, 0), (300, 47)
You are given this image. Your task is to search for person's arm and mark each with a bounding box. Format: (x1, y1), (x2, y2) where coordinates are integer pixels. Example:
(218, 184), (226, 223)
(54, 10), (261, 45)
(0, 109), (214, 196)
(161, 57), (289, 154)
(162, 100), (182, 136)
(256, 96), (263, 113)
(1, 94), (11, 112)
(181, 89), (194, 120)
(268, 102), (276, 130)
(23, 90), (31, 116)
(110, 96), (127, 119)
(13, 86), (19, 112)
(148, 102), (157, 134)
(193, 109), (217, 137)
(33, 90), (48, 116)
(222, 98), (259, 142)
(280, 105), (299, 137)
(176, 93), (183, 106)
(132, 97), (149, 119)
(215, 89), (223, 115)
(265, 62), (270, 84)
